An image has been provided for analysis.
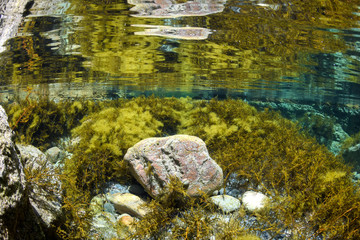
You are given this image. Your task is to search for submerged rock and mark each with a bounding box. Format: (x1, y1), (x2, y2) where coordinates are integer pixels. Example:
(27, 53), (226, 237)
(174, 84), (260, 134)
(17, 144), (63, 230)
(108, 193), (149, 219)
(242, 191), (268, 212)
(210, 195), (241, 213)
(0, 106), (27, 239)
(343, 143), (360, 171)
(118, 213), (134, 226)
(90, 212), (118, 240)
(124, 135), (223, 198)
(0, 106), (46, 239)
(45, 146), (65, 164)
(89, 194), (105, 215)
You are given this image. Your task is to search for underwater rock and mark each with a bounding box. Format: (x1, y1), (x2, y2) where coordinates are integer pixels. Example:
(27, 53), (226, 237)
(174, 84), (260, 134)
(90, 212), (118, 240)
(108, 193), (149, 219)
(17, 144), (63, 229)
(0, 106), (48, 239)
(328, 124), (349, 154)
(118, 213), (134, 227)
(0, 106), (27, 238)
(124, 134), (223, 198)
(104, 202), (116, 215)
(242, 191), (268, 212)
(209, 195), (241, 213)
(342, 143), (360, 171)
(45, 146), (64, 164)
(89, 194), (105, 215)
(104, 181), (130, 195)
(117, 213), (136, 237)
(89, 194), (130, 239)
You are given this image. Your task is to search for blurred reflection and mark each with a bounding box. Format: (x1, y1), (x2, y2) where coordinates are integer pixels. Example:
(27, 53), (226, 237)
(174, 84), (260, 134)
(0, 0), (359, 104)
(128, 0), (227, 18)
(133, 24), (211, 40)
(0, 0), (27, 53)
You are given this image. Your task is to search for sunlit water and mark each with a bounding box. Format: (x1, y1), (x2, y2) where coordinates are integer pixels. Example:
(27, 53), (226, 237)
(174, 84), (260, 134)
(0, 0), (359, 105)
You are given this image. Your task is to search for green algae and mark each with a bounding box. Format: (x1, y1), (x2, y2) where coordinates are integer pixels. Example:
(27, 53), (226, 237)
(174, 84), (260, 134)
(4, 96), (99, 150)
(4, 96), (360, 239)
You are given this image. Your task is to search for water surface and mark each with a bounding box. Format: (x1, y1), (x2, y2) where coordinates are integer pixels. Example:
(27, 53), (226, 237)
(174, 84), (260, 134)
(0, 0), (359, 104)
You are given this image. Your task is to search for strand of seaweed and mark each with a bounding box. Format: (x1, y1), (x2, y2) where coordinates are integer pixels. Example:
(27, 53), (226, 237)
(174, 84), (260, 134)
(11, 86), (36, 130)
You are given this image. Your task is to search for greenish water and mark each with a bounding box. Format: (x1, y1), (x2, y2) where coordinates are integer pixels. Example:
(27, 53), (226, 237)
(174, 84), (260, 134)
(0, 0), (360, 104)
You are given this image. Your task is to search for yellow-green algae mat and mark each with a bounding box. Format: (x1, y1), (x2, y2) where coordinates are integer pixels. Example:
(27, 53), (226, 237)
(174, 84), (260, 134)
(4, 96), (360, 239)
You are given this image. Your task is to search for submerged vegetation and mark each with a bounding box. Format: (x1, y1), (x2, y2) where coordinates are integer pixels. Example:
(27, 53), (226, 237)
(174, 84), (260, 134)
(340, 131), (360, 172)
(4, 96), (360, 239)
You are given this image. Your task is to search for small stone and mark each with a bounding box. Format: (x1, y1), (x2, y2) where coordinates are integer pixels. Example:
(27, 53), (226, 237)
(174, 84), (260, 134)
(108, 193), (149, 218)
(104, 202), (116, 214)
(242, 191), (268, 211)
(45, 147), (64, 164)
(210, 195), (241, 213)
(118, 213), (134, 226)
(105, 182), (130, 195)
(117, 214), (136, 236)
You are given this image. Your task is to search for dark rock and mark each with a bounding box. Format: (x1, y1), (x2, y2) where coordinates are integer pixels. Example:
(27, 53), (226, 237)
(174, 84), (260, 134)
(0, 105), (45, 240)
(343, 143), (360, 172)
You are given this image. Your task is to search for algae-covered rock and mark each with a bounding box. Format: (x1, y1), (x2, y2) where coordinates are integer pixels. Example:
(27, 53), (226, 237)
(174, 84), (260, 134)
(0, 106), (27, 239)
(90, 212), (118, 240)
(89, 194), (105, 215)
(0, 106), (46, 240)
(124, 134), (223, 198)
(17, 144), (63, 229)
(341, 131), (360, 171)
(210, 195), (241, 213)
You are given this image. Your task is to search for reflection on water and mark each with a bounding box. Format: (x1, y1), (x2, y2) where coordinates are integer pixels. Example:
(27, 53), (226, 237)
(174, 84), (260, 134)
(0, 0), (359, 105)
(128, 0), (226, 18)
(133, 25), (212, 39)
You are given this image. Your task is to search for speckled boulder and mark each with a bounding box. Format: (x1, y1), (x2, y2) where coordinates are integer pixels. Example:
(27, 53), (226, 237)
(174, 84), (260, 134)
(124, 135), (223, 198)
(17, 144), (63, 229)
(0, 106), (26, 239)
(0, 106), (46, 239)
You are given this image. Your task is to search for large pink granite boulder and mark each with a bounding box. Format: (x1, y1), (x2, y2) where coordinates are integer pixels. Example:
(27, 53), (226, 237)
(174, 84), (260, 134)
(124, 135), (223, 198)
